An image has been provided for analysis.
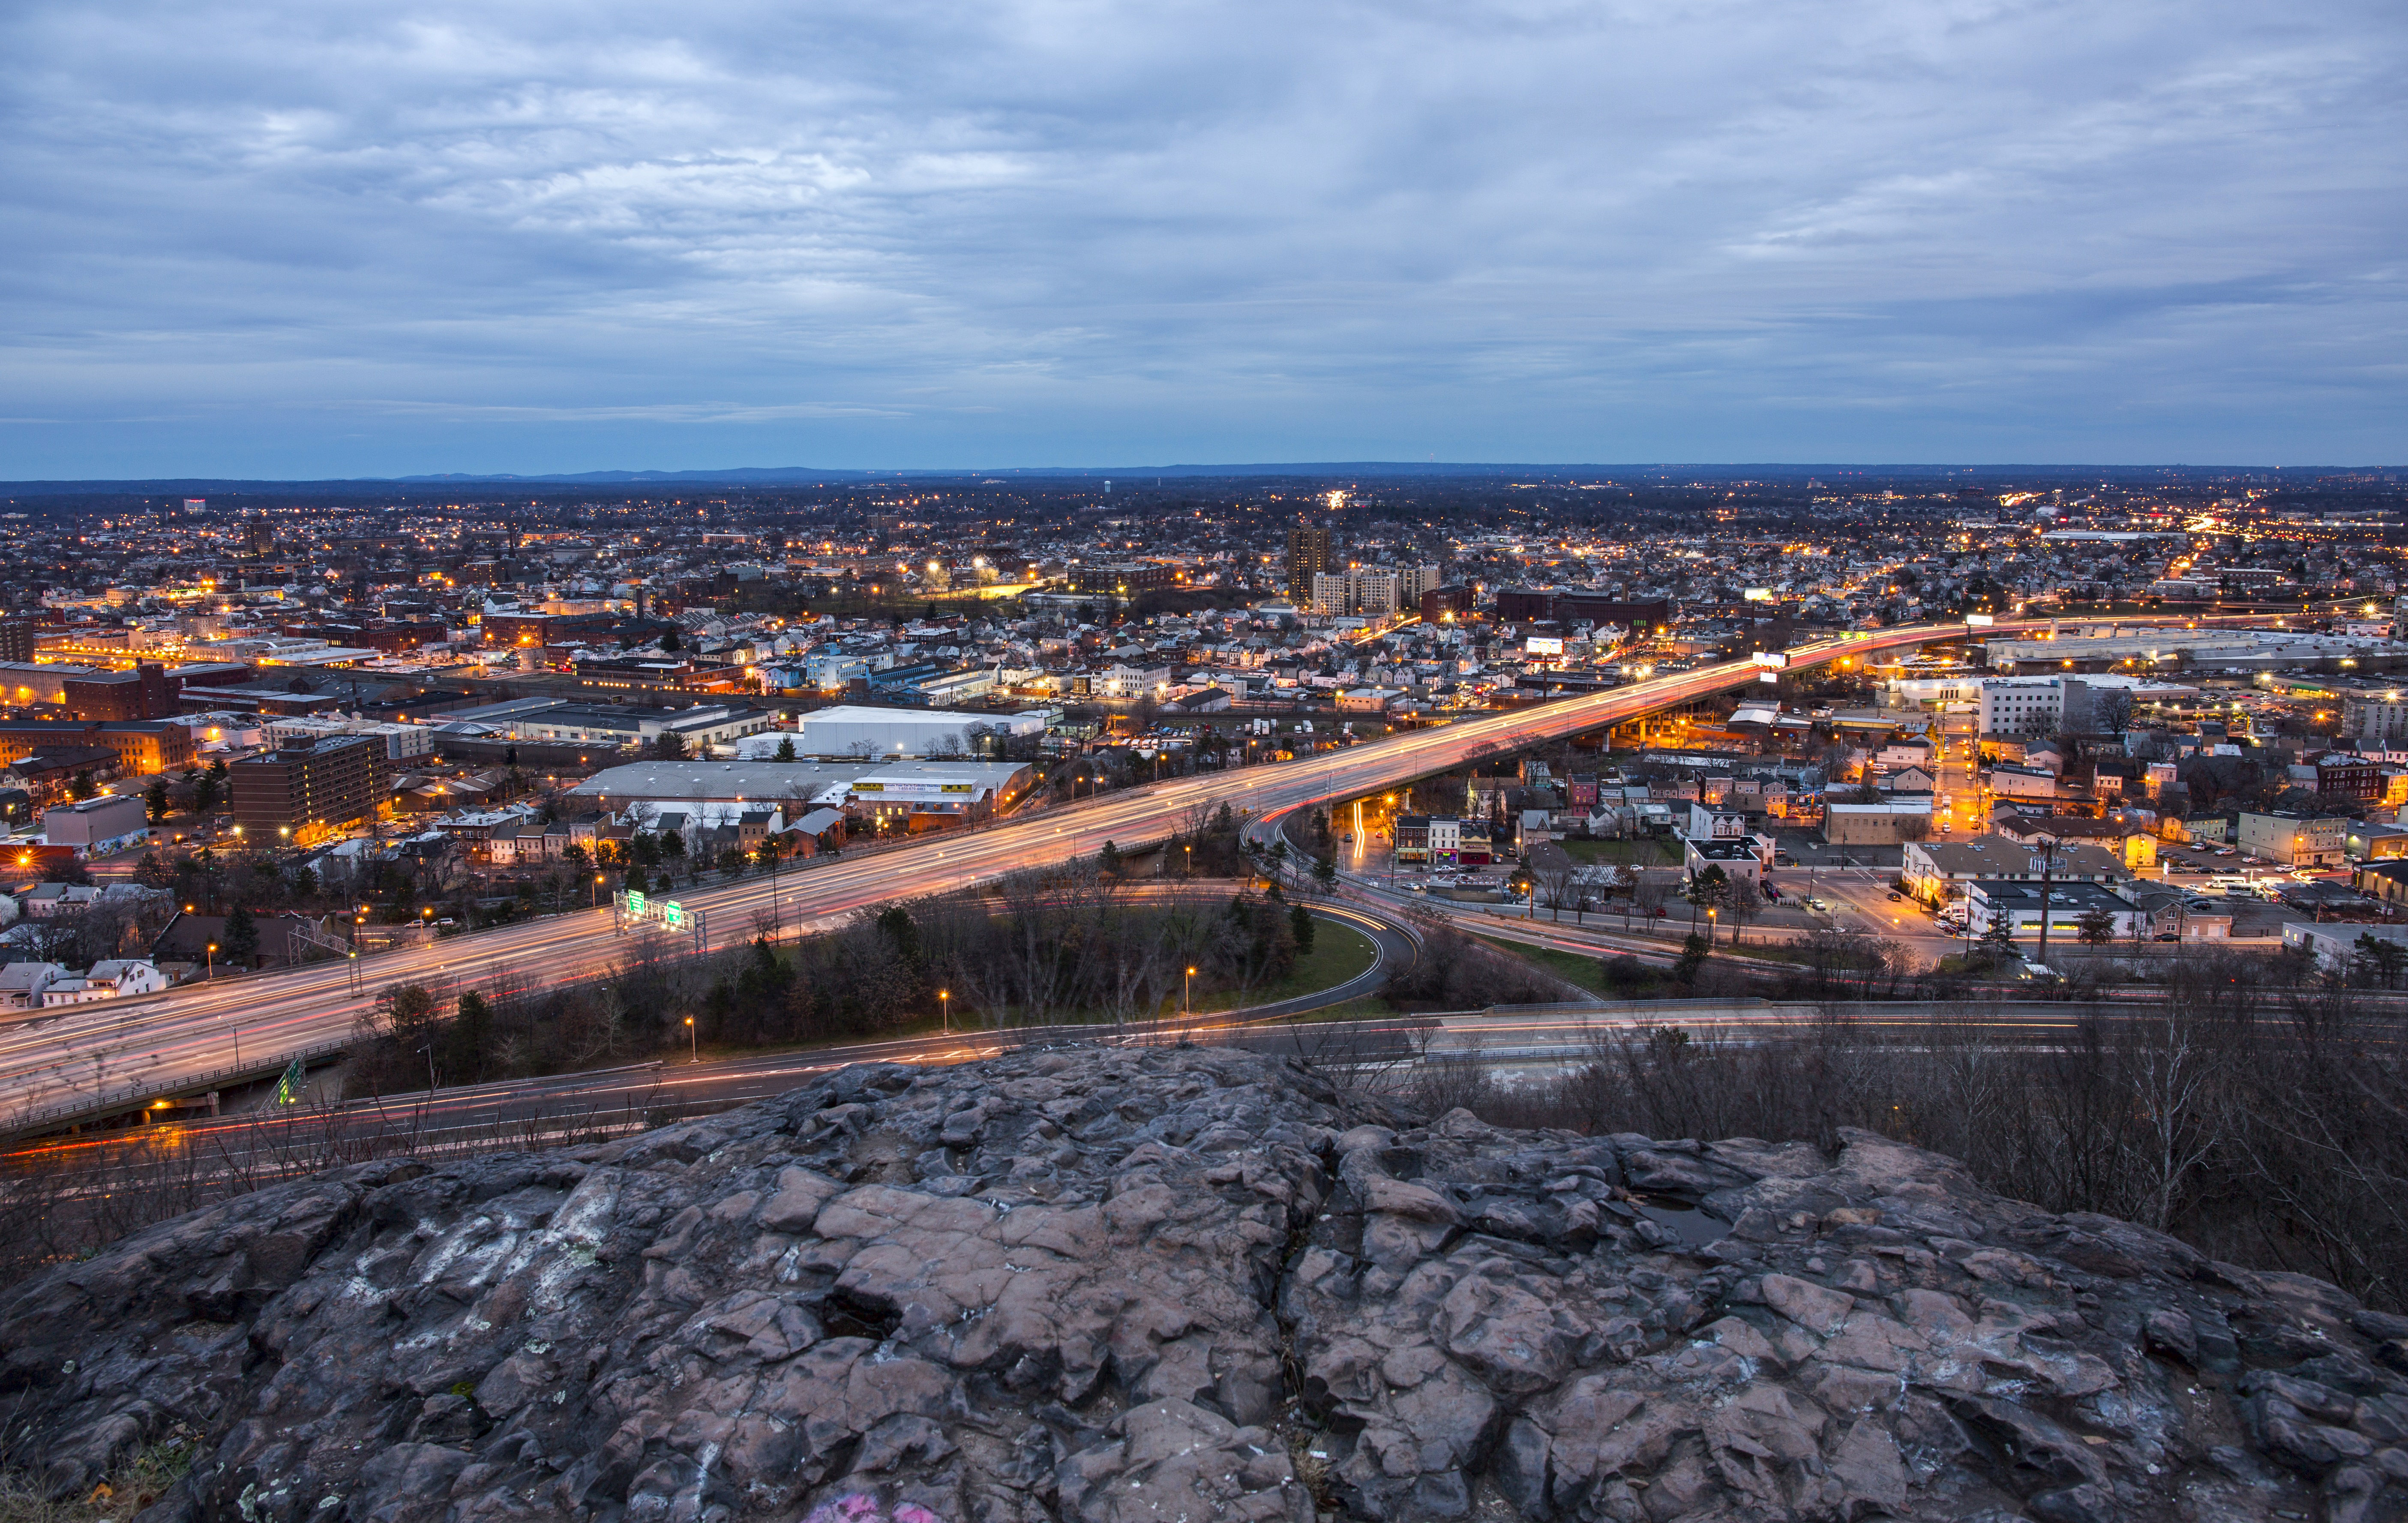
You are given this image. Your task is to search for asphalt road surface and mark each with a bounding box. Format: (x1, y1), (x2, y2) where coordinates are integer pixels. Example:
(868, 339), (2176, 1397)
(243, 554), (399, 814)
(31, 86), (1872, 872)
(0, 615), (2249, 1131)
(10, 900), (1423, 1175)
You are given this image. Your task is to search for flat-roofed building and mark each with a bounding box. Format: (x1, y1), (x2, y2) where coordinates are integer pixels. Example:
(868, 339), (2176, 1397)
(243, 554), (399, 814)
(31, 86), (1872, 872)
(64, 663), (174, 720)
(2236, 810), (2347, 867)
(1903, 835), (2125, 906)
(1966, 880), (2147, 940)
(42, 793), (147, 854)
(0, 719), (193, 774)
(1823, 799), (1933, 847)
(229, 735), (387, 840)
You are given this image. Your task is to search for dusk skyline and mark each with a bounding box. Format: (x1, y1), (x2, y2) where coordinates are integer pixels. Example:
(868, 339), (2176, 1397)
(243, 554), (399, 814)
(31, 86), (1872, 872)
(5, 0), (2405, 477)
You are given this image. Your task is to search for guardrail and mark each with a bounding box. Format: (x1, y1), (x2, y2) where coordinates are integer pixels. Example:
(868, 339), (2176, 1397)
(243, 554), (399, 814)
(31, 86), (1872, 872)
(5, 1038), (353, 1137)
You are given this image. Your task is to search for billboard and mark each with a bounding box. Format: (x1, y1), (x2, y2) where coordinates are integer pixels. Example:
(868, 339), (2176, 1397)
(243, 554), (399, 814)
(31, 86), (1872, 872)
(1751, 651), (1790, 669)
(1966, 613), (1996, 627)
(1524, 636), (1565, 657)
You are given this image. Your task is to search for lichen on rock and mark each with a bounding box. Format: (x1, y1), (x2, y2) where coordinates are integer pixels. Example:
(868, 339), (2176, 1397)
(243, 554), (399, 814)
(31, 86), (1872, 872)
(0, 1046), (2402, 1523)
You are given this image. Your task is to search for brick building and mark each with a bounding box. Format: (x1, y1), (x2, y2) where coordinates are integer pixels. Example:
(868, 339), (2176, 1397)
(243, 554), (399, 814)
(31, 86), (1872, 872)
(1070, 563), (1173, 595)
(0, 719), (193, 774)
(64, 663), (174, 720)
(229, 735), (388, 839)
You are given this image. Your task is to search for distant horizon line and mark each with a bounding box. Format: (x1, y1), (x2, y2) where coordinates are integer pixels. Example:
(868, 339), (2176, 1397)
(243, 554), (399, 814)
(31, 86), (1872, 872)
(4, 460), (2402, 497)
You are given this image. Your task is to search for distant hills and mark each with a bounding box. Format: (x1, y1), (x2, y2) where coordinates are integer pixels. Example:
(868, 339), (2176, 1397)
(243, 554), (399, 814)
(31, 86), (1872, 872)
(3, 462), (2372, 498)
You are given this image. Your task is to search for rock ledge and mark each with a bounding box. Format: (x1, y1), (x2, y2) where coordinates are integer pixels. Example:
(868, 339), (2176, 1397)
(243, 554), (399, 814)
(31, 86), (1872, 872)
(4, 1046), (2405, 1523)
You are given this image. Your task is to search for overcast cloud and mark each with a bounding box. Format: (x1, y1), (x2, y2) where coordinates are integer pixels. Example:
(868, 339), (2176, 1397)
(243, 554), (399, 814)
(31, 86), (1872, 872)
(2, 0), (2402, 475)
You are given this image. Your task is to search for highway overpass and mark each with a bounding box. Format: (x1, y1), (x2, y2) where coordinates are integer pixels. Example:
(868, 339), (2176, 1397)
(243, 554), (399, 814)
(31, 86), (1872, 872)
(0, 615), (2231, 1133)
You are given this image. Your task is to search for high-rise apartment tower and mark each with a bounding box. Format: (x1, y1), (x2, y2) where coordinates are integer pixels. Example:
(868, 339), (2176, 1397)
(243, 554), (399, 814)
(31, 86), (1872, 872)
(1285, 528), (1337, 595)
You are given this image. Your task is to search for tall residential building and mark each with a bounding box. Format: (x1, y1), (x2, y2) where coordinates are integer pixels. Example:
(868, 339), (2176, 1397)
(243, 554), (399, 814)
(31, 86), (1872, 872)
(1285, 528), (1337, 594)
(0, 618), (33, 665)
(1309, 564), (1445, 617)
(229, 735), (387, 840)
(2345, 696), (2408, 741)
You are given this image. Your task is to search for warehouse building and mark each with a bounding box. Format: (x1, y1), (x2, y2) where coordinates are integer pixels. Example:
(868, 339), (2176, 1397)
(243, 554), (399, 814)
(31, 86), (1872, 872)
(778, 705), (1049, 760)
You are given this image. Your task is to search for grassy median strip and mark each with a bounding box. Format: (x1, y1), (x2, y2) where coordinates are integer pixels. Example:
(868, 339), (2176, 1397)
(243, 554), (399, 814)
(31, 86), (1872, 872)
(1193, 920), (1379, 1014)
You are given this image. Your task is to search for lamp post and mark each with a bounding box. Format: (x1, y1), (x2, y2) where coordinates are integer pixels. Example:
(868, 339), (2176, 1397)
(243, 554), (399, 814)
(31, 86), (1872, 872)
(939, 989), (950, 1035)
(205, 942), (216, 980)
(1707, 906), (1717, 948)
(1184, 844), (1191, 879)
(684, 1014), (697, 1063)
(592, 873), (603, 908)
(1184, 965), (1196, 1016)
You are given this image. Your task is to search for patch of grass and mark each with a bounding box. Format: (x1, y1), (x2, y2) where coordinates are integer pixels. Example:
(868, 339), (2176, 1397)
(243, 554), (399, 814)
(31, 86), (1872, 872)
(1195, 921), (1378, 1014)
(1472, 935), (1616, 996)
(0, 1430), (198, 1523)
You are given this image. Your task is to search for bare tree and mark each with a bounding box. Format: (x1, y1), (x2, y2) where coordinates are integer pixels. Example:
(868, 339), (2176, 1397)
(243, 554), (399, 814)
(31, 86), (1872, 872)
(1535, 862), (1578, 922)
(1722, 878), (1765, 945)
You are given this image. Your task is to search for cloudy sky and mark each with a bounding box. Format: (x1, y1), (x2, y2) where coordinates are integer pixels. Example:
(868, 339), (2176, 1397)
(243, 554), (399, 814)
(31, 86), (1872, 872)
(3, 0), (2403, 477)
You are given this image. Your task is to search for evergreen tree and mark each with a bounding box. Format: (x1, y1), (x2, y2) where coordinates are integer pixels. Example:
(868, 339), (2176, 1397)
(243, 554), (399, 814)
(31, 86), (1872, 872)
(1289, 904), (1315, 953)
(445, 991), (494, 1082)
(876, 905), (920, 967)
(774, 736), (798, 762)
(1672, 932), (1709, 986)
(224, 903), (260, 967)
(146, 779), (168, 821)
(1100, 840), (1124, 876)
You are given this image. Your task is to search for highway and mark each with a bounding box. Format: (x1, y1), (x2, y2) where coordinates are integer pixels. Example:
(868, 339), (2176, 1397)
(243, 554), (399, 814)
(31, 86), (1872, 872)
(0, 615), (2231, 1132)
(5, 900), (1423, 1178)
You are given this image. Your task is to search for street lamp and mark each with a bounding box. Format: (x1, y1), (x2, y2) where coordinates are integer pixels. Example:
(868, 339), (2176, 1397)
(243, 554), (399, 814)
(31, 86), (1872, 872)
(205, 942), (217, 979)
(1184, 843), (1192, 878)
(1707, 907), (1717, 947)
(592, 873), (604, 908)
(684, 1014), (697, 1063)
(939, 988), (951, 1034)
(1184, 965), (1196, 1016)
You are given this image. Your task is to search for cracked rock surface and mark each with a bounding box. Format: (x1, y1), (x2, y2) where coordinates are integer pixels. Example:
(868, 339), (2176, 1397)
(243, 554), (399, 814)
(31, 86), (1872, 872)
(4, 1047), (2407, 1523)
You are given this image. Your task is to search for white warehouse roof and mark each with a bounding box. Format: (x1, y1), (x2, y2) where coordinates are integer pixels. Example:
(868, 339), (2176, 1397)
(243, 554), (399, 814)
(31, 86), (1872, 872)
(767, 705), (1050, 759)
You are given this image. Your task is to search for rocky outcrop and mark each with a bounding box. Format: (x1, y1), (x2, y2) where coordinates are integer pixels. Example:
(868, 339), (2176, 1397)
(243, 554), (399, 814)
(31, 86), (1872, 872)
(3, 1046), (2405, 1523)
